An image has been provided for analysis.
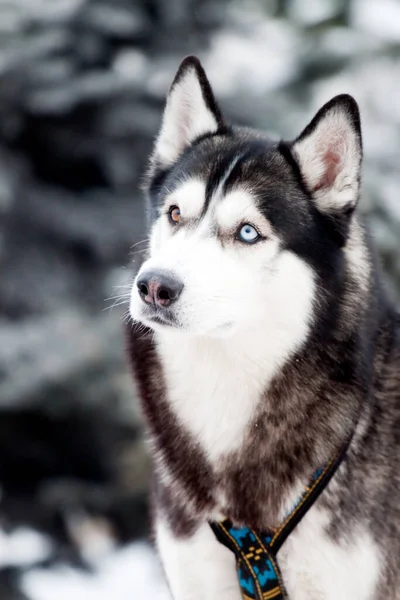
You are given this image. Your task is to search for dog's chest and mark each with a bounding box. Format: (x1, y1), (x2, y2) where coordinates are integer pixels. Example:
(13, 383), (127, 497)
(156, 336), (267, 462)
(277, 507), (380, 600)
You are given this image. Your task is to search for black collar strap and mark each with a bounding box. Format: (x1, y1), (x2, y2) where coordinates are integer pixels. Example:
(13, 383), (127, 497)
(210, 436), (353, 600)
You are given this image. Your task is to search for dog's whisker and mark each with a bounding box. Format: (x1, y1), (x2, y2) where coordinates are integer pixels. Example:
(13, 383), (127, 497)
(130, 238), (150, 250)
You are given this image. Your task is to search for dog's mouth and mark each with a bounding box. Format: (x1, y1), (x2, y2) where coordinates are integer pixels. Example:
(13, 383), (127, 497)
(143, 308), (180, 329)
(134, 300), (237, 336)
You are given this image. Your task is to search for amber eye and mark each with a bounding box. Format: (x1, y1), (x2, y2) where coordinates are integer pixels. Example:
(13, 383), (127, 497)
(168, 205), (181, 225)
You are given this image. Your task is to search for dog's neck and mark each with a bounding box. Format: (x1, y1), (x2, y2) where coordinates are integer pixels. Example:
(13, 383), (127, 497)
(127, 288), (393, 529)
(155, 321), (305, 463)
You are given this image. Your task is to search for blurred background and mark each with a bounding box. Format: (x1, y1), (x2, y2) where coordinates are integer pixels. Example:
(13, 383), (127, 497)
(0, 0), (399, 598)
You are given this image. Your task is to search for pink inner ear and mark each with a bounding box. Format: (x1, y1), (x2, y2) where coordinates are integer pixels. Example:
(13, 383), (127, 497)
(313, 149), (341, 192)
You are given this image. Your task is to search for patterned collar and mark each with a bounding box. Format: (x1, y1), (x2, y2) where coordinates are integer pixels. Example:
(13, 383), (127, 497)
(210, 439), (353, 600)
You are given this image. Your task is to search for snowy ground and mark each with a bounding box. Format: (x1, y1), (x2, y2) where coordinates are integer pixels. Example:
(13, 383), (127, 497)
(0, 527), (170, 600)
(23, 543), (170, 600)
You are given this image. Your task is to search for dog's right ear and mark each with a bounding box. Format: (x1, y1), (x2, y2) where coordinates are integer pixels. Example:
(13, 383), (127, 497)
(152, 56), (225, 167)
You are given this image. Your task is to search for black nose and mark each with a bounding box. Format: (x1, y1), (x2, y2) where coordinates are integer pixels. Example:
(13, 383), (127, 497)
(137, 270), (184, 308)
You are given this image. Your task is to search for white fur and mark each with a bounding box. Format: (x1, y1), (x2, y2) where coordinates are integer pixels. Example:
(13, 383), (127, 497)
(215, 189), (275, 238)
(155, 249), (314, 461)
(132, 186), (315, 336)
(156, 517), (242, 600)
(131, 184), (315, 460)
(155, 67), (218, 166)
(163, 179), (207, 221)
(344, 217), (371, 296)
(293, 106), (361, 212)
(279, 507), (380, 600)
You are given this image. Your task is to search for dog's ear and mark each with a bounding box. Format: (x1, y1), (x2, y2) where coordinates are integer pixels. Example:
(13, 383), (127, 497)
(152, 56), (224, 167)
(292, 95), (362, 215)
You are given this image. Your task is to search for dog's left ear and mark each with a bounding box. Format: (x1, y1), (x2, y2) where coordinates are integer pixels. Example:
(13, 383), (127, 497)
(292, 95), (362, 215)
(153, 56), (225, 167)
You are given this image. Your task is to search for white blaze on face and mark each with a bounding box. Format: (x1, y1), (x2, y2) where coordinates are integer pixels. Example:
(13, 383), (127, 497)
(147, 179), (207, 260)
(215, 188), (275, 240)
(130, 178), (315, 344)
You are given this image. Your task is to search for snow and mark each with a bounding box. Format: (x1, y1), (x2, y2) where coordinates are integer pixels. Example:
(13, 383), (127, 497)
(0, 525), (170, 600)
(351, 0), (400, 41)
(204, 6), (301, 97)
(0, 528), (53, 567)
(287, 0), (340, 26)
(22, 542), (171, 600)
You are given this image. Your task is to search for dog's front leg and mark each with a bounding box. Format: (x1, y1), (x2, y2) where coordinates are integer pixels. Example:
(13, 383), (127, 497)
(156, 514), (242, 600)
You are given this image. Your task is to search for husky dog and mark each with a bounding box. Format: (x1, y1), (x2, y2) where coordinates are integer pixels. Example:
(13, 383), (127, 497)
(127, 56), (400, 600)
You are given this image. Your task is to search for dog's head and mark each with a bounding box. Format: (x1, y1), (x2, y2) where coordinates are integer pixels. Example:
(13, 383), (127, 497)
(130, 56), (365, 342)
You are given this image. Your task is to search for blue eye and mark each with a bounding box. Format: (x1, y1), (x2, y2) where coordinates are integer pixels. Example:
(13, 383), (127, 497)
(237, 223), (260, 244)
